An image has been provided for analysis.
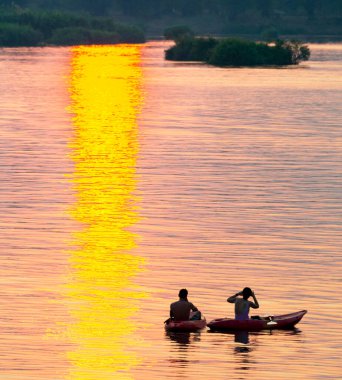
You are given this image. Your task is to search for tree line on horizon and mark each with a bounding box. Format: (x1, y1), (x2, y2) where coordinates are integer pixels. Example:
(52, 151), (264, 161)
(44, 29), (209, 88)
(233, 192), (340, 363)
(0, 0), (341, 46)
(0, 0), (341, 20)
(0, 8), (145, 46)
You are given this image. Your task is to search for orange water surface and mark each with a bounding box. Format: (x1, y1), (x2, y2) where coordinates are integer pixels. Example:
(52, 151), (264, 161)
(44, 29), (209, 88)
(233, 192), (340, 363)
(0, 42), (341, 379)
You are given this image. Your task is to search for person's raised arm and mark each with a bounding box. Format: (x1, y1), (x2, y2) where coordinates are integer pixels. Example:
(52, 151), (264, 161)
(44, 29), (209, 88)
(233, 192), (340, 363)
(249, 291), (260, 309)
(227, 291), (242, 303)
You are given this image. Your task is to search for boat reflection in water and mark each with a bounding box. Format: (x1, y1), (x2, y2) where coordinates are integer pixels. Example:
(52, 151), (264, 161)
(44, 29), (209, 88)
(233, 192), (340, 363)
(223, 326), (302, 346)
(166, 331), (203, 346)
(66, 44), (146, 379)
(234, 330), (250, 345)
(165, 331), (203, 367)
(233, 328), (303, 374)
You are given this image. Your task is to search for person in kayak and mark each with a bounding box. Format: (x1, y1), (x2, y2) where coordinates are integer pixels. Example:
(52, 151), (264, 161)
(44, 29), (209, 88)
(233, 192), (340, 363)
(170, 289), (201, 321)
(227, 287), (259, 320)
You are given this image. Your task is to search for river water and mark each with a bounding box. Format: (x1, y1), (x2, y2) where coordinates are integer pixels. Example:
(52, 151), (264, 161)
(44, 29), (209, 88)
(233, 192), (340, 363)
(0, 42), (341, 379)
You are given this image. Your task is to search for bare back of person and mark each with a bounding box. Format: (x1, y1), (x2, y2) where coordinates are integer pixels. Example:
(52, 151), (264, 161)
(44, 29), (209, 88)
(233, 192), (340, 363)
(234, 298), (251, 320)
(227, 287), (259, 320)
(170, 299), (197, 321)
(170, 289), (200, 321)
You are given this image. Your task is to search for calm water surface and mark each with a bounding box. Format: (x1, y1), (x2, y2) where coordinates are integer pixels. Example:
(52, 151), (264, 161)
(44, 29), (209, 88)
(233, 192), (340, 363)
(0, 42), (341, 379)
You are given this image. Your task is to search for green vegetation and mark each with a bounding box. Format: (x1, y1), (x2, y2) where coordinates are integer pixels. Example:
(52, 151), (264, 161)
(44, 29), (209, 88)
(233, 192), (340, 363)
(165, 37), (310, 67)
(0, 8), (145, 46)
(0, 0), (340, 45)
(0, 22), (43, 46)
(165, 37), (218, 61)
(164, 25), (194, 42)
(48, 27), (121, 46)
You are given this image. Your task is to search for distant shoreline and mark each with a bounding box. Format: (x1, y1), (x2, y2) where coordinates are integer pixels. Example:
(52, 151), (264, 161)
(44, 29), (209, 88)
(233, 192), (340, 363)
(147, 34), (342, 44)
(1, 2), (341, 47)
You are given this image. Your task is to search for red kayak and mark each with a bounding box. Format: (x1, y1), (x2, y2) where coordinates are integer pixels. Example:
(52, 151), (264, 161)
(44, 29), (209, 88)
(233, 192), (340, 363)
(165, 319), (207, 332)
(207, 310), (307, 332)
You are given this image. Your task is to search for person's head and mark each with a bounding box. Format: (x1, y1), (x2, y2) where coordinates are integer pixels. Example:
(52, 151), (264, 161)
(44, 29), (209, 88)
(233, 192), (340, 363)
(179, 288), (188, 299)
(242, 287), (252, 300)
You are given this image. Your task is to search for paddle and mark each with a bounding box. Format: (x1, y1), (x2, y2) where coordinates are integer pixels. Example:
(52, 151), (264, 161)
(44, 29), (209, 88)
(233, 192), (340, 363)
(266, 315), (278, 327)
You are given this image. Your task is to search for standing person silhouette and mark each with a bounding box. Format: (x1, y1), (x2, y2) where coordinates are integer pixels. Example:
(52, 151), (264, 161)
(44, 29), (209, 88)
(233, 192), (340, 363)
(170, 289), (201, 321)
(227, 287), (259, 320)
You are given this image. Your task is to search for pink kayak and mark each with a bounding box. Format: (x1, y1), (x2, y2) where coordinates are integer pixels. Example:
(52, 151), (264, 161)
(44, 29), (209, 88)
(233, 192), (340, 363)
(164, 319), (207, 332)
(207, 310), (307, 332)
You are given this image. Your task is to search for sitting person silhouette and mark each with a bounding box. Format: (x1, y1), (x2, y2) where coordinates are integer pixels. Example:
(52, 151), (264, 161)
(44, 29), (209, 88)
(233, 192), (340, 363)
(170, 289), (201, 321)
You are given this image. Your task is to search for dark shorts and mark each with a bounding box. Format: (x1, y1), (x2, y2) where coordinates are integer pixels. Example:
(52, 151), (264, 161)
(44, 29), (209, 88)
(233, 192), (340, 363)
(189, 311), (201, 320)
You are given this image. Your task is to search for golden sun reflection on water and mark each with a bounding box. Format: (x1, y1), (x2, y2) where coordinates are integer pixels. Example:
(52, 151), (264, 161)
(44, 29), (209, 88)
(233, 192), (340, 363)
(66, 45), (145, 379)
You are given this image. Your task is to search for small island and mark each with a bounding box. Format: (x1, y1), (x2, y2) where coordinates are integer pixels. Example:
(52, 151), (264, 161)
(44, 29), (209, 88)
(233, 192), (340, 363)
(165, 33), (310, 67)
